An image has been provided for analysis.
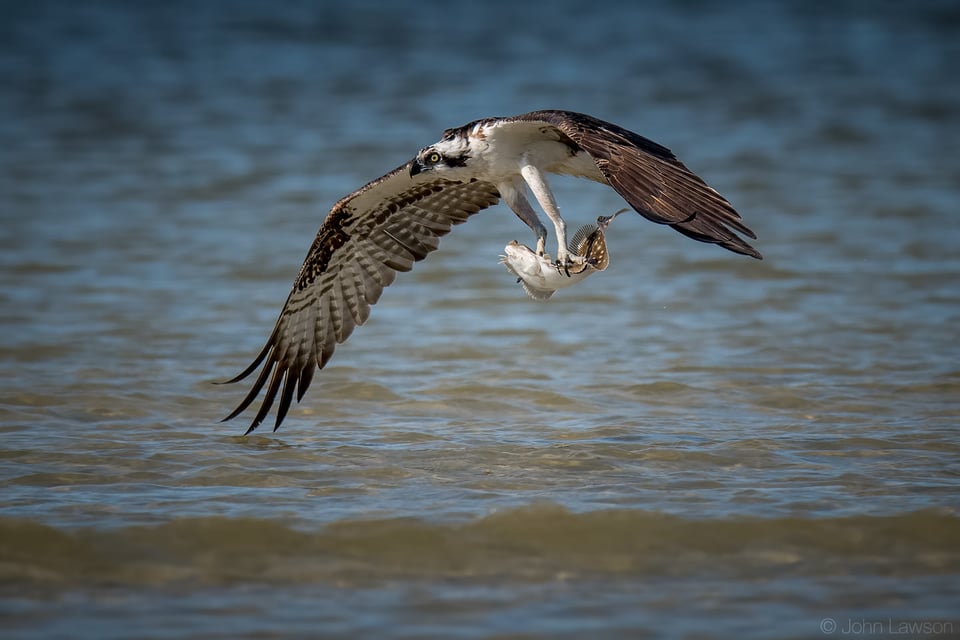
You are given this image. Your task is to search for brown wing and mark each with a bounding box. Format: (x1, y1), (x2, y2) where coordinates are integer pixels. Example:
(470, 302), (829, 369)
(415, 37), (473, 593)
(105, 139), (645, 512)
(510, 110), (761, 259)
(222, 163), (500, 434)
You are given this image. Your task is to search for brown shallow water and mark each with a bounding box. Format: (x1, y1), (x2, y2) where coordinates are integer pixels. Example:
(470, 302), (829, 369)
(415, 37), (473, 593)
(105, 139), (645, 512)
(1, 1), (959, 638)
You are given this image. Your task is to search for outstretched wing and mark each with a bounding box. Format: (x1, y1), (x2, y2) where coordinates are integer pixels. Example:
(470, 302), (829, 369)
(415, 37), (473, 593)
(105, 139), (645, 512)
(223, 163), (500, 434)
(510, 110), (761, 259)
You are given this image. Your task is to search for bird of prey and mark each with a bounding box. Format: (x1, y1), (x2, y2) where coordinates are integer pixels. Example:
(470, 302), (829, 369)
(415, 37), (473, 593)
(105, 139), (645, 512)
(221, 110), (761, 434)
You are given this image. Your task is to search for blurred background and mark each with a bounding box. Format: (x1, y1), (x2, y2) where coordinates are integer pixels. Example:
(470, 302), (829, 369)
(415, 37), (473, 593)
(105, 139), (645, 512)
(1, 1), (958, 638)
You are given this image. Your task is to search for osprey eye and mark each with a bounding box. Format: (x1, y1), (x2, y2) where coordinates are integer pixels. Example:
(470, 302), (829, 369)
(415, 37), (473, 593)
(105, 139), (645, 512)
(427, 152), (441, 163)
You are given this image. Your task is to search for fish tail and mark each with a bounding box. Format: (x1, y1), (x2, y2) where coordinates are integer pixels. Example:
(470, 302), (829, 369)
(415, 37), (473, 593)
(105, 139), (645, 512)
(568, 223), (599, 256)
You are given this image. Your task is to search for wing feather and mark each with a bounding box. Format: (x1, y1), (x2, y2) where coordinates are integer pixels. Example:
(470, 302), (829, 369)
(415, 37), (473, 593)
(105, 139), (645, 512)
(353, 242), (392, 291)
(339, 262), (369, 326)
(313, 294), (334, 369)
(251, 357), (285, 430)
(224, 163), (500, 432)
(331, 277), (356, 343)
(274, 366), (298, 431)
(370, 229), (417, 271)
(510, 110), (761, 259)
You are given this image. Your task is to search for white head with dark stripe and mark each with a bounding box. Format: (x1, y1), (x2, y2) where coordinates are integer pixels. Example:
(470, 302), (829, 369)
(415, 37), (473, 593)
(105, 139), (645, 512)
(409, 134), (474, 178)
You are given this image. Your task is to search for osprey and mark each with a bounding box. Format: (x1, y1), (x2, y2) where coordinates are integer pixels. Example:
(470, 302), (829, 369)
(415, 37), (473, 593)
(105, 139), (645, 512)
(222, 110), (761, 433)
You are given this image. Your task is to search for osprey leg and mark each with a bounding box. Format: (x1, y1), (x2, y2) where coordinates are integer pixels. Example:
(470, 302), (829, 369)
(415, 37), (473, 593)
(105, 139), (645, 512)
(519, 163), (583, 271)
(499, 181), (549, 256)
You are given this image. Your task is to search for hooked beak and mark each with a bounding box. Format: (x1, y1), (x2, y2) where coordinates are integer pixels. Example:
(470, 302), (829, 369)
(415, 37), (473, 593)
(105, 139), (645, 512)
(409, 159), (423, 178)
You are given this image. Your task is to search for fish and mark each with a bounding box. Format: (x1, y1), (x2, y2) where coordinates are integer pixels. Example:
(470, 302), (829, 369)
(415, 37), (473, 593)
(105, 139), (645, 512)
(500, 209), (627, 300)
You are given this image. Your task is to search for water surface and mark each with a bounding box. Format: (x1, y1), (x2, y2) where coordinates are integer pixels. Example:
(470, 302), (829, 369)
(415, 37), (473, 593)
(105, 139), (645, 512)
(1, 1), (959, 638)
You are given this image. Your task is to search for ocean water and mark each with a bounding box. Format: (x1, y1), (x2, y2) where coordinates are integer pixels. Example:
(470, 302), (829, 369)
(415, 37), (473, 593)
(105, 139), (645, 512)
(1, 1), (959, 638)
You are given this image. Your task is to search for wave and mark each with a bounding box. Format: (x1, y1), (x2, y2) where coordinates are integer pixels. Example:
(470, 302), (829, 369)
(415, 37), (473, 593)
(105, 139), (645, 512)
(2, 504), (959, 591)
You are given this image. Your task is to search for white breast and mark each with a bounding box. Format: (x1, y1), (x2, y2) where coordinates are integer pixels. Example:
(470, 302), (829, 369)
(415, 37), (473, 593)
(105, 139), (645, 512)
(474, 122), (603, 182)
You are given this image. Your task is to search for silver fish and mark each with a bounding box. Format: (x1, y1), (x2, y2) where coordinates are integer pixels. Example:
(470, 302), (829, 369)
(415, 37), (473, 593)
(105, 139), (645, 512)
(500, 209), (627, 301)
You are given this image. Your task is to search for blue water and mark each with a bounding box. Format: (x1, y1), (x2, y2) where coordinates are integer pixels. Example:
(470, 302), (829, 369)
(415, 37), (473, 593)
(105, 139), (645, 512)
(1, 1), (959, 638)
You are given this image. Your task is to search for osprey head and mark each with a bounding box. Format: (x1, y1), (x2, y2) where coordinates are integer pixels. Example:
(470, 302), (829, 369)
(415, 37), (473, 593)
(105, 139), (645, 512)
(409, 139), (470, 177)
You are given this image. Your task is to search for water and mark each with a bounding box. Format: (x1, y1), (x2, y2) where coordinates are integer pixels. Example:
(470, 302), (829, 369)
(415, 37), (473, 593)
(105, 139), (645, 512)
(2, 1), (959, 638)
